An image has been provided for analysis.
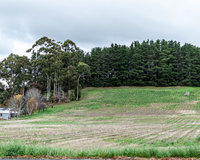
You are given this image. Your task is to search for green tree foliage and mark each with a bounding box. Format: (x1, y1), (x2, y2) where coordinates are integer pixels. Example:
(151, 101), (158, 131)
(1, 36), (89, 103)
(0, 82), (9, 104)
(85, 40), (200, 87)
(0, 54), (31, 94)
(27, 37), (87, 101)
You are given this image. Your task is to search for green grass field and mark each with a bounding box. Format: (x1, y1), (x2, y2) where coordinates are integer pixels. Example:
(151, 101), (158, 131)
(1, 86), (200, 158)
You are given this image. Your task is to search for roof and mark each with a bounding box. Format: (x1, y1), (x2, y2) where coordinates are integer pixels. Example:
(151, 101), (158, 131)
(0, 108), (10, 110)
(0, 108), (11, 114)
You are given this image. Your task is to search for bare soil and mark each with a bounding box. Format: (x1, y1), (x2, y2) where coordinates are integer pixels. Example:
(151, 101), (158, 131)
(1, 99), (200, 150)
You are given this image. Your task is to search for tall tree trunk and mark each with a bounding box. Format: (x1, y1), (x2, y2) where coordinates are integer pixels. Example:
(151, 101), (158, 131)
(53, 72), (57, 97)
(11, 69), (14, 94)
(22, 82), (25, 96)
(53, 82), (56, 96)
(57, 83), (60, 100)
(49, 79), (51, 101)
(76, 75), (81, 101)
(62, 90), (65, 99)
(46, 74), (48, 100)
(58, 85), (62, 102)
(46, 74), (51, 101)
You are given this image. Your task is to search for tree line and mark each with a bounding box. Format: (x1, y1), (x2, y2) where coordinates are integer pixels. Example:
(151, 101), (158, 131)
(84, 40), (200, 87)
(1, 38), (200, 104)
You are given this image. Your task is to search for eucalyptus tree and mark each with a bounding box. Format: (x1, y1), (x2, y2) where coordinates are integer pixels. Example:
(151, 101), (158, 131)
(27, 36), (60, 100)
(27, 37), (86, 101)
(0, 54), (31, 95)
(76, 62), (90, 100)
(61, 39), (85, 95)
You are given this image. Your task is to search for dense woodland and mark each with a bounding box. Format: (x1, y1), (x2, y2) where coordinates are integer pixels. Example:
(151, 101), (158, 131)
(1, 37), (200, 105)
(84, 40), (200, 87)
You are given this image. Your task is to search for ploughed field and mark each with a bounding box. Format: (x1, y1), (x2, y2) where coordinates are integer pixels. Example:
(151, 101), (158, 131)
(1, 87), (200, 150)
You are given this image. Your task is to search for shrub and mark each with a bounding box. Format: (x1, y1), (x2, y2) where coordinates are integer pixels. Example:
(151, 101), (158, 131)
(0, 82), (9, 105)
(0, 90), (9, 105)
(68, 90), (76, 101)
(26, 97), (37, 115)
(15, 94), (22, 102)
(8, 96), (19, 111)
(25, 88), (41, 102)
(65, 99), (71, 103)
(50, 96), (59, 103)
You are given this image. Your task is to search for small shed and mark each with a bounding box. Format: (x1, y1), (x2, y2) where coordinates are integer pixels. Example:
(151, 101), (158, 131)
(0, 108), (11, 120)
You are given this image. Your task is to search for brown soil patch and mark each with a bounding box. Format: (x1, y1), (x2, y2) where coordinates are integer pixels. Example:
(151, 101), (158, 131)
(177, 110), (197, 115)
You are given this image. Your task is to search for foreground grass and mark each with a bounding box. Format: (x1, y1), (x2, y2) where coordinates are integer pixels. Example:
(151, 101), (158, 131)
(1, 143), (200, 158)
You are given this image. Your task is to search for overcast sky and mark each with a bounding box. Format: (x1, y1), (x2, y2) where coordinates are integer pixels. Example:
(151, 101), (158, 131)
(0, 0), (200, 60)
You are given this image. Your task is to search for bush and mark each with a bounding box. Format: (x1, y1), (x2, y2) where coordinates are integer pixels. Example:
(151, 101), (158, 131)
(5, 144), (23, 156)
(68, 90), (75, 101)
(0, 90), (9, 105)
(8, 96), (19, 110)
(26, 97), (37, 115)
(0, 82), (9, 104)
(65, 99), (71, 103)
(50, 96), (59, 103)
(60, 97), (67, 103)
(25, 88), (42, 102)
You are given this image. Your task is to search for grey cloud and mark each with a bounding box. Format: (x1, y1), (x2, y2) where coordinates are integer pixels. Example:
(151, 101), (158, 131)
(0, 0), (200, 59)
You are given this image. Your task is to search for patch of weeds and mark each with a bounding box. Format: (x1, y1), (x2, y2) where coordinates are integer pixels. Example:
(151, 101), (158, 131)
(195, 136), (200, 142)
(180, 114), (186, 117)
(166, 104), (177, 110)
(87, 104), (100, 110)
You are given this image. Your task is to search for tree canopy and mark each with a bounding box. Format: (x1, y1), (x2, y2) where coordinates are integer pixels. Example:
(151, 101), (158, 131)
(84, 40), (200, 87)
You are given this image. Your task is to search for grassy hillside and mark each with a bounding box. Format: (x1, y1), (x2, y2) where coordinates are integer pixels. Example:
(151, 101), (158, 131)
(1, 86), (200, 158)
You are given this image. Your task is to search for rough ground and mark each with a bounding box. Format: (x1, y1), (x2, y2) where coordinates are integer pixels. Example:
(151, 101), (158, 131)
(1, 87), (200, 150)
